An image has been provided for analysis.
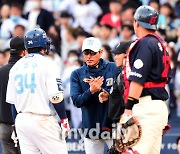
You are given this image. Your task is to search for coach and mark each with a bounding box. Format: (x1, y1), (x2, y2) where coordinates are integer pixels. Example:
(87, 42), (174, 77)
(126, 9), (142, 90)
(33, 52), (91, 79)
(70, 37), (120, 154)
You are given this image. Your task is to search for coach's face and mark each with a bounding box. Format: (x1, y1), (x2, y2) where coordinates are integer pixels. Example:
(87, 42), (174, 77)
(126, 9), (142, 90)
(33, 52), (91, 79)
(83, 49), (103, 67)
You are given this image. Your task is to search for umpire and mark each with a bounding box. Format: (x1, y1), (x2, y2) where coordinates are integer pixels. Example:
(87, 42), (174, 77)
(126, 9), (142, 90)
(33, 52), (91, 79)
(99, 42), (131, 128)
(0, 36), (26, 154)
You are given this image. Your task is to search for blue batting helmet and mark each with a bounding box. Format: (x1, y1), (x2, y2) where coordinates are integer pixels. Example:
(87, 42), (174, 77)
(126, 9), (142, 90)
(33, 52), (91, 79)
(24, 28), (51, 54)
(134, 6), (159, 30)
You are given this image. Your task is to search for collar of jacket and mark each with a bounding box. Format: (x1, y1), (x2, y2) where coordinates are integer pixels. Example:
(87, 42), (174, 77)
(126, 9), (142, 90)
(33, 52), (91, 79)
(83, 58), (108, 73)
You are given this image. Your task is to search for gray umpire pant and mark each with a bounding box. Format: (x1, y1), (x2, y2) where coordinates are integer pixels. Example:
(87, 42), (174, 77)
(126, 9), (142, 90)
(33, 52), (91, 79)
(0, 123), (19, 154)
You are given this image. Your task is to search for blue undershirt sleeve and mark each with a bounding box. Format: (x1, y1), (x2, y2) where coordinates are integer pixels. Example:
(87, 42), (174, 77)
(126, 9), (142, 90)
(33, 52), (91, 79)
(11, 104), (17, 123)
(52, 99), (67, 119)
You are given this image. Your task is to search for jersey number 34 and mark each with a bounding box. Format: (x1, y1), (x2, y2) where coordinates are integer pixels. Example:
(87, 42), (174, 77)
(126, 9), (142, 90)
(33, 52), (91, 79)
(15, 73), (36, 94)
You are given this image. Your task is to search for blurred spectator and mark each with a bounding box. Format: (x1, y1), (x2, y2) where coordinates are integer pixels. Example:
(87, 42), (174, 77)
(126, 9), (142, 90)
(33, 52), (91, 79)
(60, 0), (102, 32)
(175, 27), (180, 53)
(121, 7), (135, 25)
(0, 0), (26, 7)
(120, 0), (142, 10)
(0, 4), (10, 54)
(148, 0), (160, 11)
(100, 0), (122, 30)
(61, 26), (79, 60)
(119, 24), (134, 42)
(159, 0), (169, 5)
(0, 4), (10, 25)
(61, 50), (82, 128)
(25, 0), (54, 33)
(91, 23), (101, 38)
(48, 25), (61, 56)
(93, 0), (110, 14)
(49, 11), (74, 56)
(174, 51), (180, 117)
(0, 2), (28, 39)
(41, 0), (63, 13)
(99, 24), (119, 49)
(72, 0), (102, 32)
(58, 11), (74, 41)
(166, 43), (178, 109)
(58, 0), (76, 15)
(23, 0), (62, 14)
(45, 45), (63, 75)
(159, 2), (180, 42)
(13, 24), (26, 37)
(101, 44), (114, 62)
(77, 30), (92, 55)
(174, 0), (180, 18)
(1, 24), (26, 59)
(177, 136), (180, 154)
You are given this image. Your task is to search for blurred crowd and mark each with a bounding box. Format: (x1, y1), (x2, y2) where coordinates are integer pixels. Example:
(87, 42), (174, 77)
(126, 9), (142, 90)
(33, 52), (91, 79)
(0, 0), (180, 128)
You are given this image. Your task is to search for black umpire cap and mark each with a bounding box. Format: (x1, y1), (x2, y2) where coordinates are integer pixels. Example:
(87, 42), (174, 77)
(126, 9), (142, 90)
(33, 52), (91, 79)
(111, 41), (131, 55)
(10, 36), (25, 54)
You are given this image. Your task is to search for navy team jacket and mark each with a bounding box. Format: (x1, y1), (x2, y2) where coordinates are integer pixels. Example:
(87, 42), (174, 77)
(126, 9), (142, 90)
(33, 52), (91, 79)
(70, 59), (120, 138)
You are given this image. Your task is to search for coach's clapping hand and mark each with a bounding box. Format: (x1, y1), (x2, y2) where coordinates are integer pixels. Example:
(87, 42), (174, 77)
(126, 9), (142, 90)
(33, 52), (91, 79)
(89, 76), (104, 94)
(99, 89), (109, 103)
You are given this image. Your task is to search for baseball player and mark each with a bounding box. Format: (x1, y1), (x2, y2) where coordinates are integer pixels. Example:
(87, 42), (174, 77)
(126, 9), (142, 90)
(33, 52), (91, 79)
(0, 36), (26, 154)
(120, 6), (171, 154)
(70, 37), (120, 154)
(6, 28), (69, 154)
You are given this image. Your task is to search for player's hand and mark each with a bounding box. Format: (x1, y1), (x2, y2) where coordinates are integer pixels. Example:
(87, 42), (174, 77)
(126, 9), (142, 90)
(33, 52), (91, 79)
(89, 76), (104, 94)
(120, 110), (133, 124)
(11, 125), (19, 147)
(61, 118), (70, 138)
(162, 124), (171, 136)
(99, 89), (109, 103)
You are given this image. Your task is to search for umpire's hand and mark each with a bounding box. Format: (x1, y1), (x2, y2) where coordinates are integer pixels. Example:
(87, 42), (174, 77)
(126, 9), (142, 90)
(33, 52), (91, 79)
(88, 76), (104, 94)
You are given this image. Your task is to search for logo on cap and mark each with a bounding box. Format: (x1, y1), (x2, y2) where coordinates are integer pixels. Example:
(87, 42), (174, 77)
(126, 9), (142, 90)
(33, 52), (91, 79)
(149, 16), (157, 25)
(28, 40), (33, 44)
(87, 40), (94, 45)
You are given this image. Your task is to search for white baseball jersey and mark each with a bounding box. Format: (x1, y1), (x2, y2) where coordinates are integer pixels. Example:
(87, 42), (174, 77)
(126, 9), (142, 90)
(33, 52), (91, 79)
(6, 53), (63, 115)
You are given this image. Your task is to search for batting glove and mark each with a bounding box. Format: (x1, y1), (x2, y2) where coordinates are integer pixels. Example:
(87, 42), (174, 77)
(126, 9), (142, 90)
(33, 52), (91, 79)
(61, 118), (70, 138)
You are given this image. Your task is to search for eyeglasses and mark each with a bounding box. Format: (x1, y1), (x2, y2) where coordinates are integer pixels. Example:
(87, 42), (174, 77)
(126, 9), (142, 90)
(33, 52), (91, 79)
(83, 50), (98, 56)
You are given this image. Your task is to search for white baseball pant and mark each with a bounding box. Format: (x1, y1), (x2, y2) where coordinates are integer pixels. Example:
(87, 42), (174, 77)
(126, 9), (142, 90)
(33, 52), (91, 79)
(84, 137), (113, 154)
(15, 113), (68, 154)
(132, 96), (168, 154)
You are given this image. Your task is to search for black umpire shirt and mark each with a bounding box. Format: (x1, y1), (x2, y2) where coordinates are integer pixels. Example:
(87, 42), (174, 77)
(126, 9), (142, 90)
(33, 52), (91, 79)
(108, 71), (125, 122)
(0, 56), (21, 125)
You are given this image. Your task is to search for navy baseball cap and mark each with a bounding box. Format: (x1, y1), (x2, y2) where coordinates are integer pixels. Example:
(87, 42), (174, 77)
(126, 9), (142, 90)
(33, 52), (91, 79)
(111, 41), (131, 55)
(10, 36), (25, 53)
